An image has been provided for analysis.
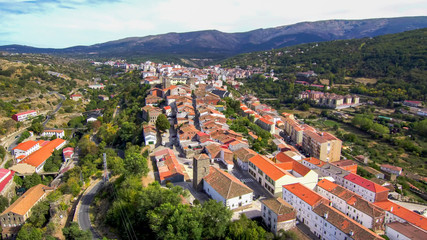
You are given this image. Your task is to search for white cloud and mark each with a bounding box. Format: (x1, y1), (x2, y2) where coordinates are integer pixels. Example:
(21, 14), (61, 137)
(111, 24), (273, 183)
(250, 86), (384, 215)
(0, 0), (426, 47)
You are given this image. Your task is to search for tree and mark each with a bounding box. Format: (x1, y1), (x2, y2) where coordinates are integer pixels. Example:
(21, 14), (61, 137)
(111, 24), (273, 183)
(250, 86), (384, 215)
(155, 114), (170, 133)
(124, 151), (148, 176)
(414, 119), (427, 137)
(23, 173), (41, 189)
(28, 122), (43, 135)
(16, 224), (43, 240)
(200, 200), (232, 239)
(148, 203), (203, 240)
(62, 222), (91, 240)
(0, 196), (9, 213)
(227, 214), (273, 240)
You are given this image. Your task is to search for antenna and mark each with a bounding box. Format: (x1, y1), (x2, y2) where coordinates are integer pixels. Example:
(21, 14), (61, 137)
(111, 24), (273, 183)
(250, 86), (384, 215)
(103, 153), (109, 182)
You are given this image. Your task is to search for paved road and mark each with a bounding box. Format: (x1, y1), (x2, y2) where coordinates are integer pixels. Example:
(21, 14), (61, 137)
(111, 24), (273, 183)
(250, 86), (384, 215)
(78, 180), (103, 239)
(43, 91), (65, 126)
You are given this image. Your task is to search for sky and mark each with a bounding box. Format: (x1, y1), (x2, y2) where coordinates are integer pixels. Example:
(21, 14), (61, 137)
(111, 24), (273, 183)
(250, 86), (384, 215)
(0, 0), (426, 48)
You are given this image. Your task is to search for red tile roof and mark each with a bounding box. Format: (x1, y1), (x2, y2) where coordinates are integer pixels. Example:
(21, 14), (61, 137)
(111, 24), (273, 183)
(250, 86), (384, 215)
(374, 200), (427, 231)
(317, 179), (339, 192)
(14, 110), (36, 117)
(12, 140), (39, 151)
(204, 167), (252, 199)
(21, 139), (66, 168)
(303, 157), (326, 167)
(0, 169), (14, 193)
(283, 183), (328, 207)
(249, 154), (288, 181)
(344, 173), (389, 193)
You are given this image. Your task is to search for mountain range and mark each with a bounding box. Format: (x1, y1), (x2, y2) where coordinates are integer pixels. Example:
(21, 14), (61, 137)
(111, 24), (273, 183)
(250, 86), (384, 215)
(1, 16), (427, 62)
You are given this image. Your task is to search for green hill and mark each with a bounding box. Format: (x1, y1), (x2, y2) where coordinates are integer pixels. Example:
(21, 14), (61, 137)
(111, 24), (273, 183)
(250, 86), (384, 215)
(222, 28), (427, 103)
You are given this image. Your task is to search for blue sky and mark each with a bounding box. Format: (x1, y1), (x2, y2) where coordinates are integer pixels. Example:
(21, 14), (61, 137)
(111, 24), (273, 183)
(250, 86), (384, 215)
(0, 0), (426, 48)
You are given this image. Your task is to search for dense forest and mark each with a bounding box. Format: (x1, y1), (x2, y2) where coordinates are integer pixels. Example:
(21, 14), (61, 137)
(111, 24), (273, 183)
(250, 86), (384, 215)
(222, 28), (427, 103)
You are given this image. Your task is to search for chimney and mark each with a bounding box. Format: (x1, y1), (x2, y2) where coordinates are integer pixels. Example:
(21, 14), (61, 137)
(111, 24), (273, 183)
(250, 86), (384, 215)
(324, 212), (328, 219)
(390, 207), (393, 212)
(349, 231), (354, 236)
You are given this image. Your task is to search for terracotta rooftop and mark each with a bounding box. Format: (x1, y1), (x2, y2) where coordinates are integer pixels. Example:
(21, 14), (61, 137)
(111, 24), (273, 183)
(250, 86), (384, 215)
(344, 173), (389, 193)
(203, 167), (252, 200)
(386, 222), (427, 240)
(1, 184), (50, 216)
(283, 183), (328, 207)
(303, 157), (326, 167)
(12, 140), (39, 151)
(233, 148), (257, 163)
(21, 139), (66, 168)
(249, 154), (289, 181)
(374, 200), (427, 231)
(313, 203), (383, 240)
(261, 197), (295, 216)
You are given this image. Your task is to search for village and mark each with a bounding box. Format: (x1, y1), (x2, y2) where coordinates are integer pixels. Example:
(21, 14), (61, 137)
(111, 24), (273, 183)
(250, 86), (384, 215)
(0, 60), (426, 240)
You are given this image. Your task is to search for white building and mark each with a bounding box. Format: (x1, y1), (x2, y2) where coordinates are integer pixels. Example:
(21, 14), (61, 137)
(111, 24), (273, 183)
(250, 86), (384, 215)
(374, 200), (427, 232)
(12, 110), (37, 122)
(143, 125), (157, 146)
(302, 157), (350, 185)
(343, 173), (389, 202)
(233, 148), (257, 171)
(385, 222), (427, 240)
(316, 179), (385, 231)
(282, 183), (382, 240)
(261, 197), (296, 234)
(380, 164), (403, 176)
(41, 129), (65, 139)
(12, 140), (41, 162)
(203, 167), (253, 210)
(248, 154), (318, 196)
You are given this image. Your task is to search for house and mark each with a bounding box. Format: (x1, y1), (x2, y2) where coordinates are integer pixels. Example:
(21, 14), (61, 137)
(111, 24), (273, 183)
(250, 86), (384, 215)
(331, 159), (358, 174)
(233, 148), (257, 171)
(141, 105), (162, 125)
(12, 110), (37, 122)
(343, 173), (389, 203)
(403, 100), (422, 108)
(282, 183), (382, 240)
(316, 179), (385, 231)
(145, 95), (163, 106)
(88, 84), (104, 89)
(143, 125), (157, 146)
(374, 200), (427, 232)
(282, 183), (330, 229)
(163, 106), (172, 117)
(256, 117), (276, 134)
(153, 149), (185, 184)
(203, 167), (253, 210)
(261, 198), (296, 234)
(248, 154), (318, 196)
(302, 129), (342, 162)
(0, 169), (14, 197)
(62, 147), (74, 162)
(10, 139), (66, 174)
(70, 94), (83, 101)
(0, 184), (52, 239)
(311, 203), (382, 240)
(380, 164), (403, 176)
(385, 222), (427, 240)
(98, 95), (109, 101)
(302, 158), (351, 185)
(12, 140), (41, 162)
(41, 129), (65, 139)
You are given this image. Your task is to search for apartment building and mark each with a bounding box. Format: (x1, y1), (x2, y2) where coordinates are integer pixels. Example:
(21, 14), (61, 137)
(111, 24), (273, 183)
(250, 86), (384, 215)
(261, 197), (296, 234)
(316, 179), (385, 231)
(248, 154), (318, 196)
(11, 110), (37, 122)
(302, 129), (342, 162)
(343, 173), (389, 203)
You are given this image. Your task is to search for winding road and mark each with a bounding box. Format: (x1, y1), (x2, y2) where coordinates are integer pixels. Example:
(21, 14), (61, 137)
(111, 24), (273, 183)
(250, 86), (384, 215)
(78, 180), (103, 239)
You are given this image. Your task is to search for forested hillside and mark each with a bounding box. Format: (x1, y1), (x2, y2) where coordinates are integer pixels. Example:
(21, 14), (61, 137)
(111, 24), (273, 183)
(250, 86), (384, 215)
(222, 28), (427, 103)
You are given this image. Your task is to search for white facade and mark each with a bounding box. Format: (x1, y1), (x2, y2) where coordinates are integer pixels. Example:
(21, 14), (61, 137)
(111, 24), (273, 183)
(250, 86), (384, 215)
(203, 180), (253, 210)
(13, 111), (37, 122)
(41, 130), (65, 139)
(316, 185), (381, 230)
(13, 143), (40, 162)
(385, 225), (411, 240)
(342, 179), (376, 203)
(144, 134), (157, 145)
(282, 187), (318, 230)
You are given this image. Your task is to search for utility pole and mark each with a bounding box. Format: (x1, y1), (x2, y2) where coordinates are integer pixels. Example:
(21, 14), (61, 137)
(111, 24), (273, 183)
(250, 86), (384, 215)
(103, 153), (109, 182)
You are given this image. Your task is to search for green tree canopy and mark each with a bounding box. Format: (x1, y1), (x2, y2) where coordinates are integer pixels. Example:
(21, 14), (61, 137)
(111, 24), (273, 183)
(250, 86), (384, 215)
(155, 114), (170, 132)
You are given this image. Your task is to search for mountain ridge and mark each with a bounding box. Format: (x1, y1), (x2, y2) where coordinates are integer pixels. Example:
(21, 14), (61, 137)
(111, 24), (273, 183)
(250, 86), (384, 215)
(1, 16), (427, 61)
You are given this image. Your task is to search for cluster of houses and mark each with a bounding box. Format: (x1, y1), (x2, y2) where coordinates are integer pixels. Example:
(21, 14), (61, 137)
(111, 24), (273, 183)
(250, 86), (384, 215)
(298, 90), (360, 109)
